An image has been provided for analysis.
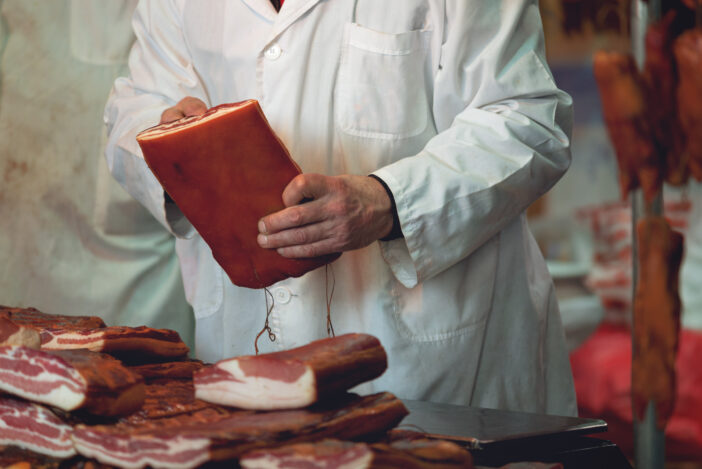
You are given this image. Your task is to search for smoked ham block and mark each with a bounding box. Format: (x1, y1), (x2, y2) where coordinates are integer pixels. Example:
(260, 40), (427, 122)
(240, 438), (474, 469)
(0, 306), (105, 331)
(0, 317), (40, 348)
(136, 100), (339, 289)
(593, 51), (663, 202)
(40, 326), (189, 359)
(632, 217), (684, 428)
(0, 346), (144, 417)
(71, 392), (408, 469)
(0, 396), (75, 458)
(194, 333), (387, 410)
(674, 29), (702, 181)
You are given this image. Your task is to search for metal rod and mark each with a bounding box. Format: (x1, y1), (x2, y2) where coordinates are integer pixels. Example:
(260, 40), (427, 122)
(630, 1), (664, 468)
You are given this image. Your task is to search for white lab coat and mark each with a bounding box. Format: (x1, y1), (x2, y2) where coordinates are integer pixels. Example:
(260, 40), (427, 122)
(106, 0), (577, 416)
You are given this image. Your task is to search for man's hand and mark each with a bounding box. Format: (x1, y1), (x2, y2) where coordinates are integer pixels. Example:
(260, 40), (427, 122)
(257, 174), (394, 258)
(160, 97), (207, 124)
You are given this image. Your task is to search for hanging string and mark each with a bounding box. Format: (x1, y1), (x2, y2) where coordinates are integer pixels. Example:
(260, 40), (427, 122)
(325, 263), (336, 337)
(254, 286), (276, 355)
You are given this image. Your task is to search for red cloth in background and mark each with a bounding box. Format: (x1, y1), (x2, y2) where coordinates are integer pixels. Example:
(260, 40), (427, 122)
(570, 323), (702, 461)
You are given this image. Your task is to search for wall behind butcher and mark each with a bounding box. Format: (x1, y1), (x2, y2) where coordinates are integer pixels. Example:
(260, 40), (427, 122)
(0, 0), (194, 347)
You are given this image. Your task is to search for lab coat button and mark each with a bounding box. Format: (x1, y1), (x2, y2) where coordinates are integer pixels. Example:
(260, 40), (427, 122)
(264, 44), (282, 61)
(274, 287), (292, 304)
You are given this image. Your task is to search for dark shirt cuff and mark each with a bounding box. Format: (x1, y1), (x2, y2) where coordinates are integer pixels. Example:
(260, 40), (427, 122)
(368, 174), (403, 241)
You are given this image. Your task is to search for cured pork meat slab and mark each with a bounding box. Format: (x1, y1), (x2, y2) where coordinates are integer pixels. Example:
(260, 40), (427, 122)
(128, 359), (204, 381)
(240, 438), (474, 469)
(632, 217), (684, 428)
(40, 326), (189, 359)
(72, 392), (408, 469)
(0, 306), (105, 331)
(121, 379), (218, 424)
(0, 346), (144, 417)
(0, 317), (40, 348)
(593, 51), (663, 203)
(0, 396), (75, 458)
(137, 100), (339, 289)
(674, 29), (702, 181)
(194, 333), (387, 410)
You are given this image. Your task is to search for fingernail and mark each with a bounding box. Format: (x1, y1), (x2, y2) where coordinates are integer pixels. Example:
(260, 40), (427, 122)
(258, 234), (267, 246)
(258, 220), (267, 233)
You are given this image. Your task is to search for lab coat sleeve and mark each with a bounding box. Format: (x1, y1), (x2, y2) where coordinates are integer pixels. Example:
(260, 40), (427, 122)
(104, 0), (208, 237)
(372, 0), (572, 288)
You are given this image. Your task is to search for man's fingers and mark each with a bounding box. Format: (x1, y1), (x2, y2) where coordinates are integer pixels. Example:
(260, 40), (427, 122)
(180, 97), (207, 117)
(281, 174), (333, 207)
(258, 200), (325, 235)
(257, 220), (331, 250)
(160, 107), (185, 124)
(159, 97), (207, 124)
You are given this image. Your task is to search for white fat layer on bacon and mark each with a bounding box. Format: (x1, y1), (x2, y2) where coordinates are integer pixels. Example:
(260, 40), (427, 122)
(0, 347), (86, 411)
(241, 452), (373, 469)
(41, 330), (106, 352)
(195, 360), (316, 410)
(72, 432), (211, 469)
(138, 102), (250, 140)
(1, 327), (41, 349)
(0, 401), (76, 458)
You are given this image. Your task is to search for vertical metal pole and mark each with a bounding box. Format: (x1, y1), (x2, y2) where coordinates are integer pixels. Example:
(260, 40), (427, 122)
(631, 1), (665, 468)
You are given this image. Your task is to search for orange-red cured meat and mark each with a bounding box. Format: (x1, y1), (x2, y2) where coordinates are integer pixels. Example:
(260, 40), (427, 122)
(0, 306), (106, 331)
(0, 346), (144, 417)
(137, 100), (339, 289)
(594, 51), (663, 202)
(632, 217), (684, 428)
(240, 438), (475, 469)
(674, 29), (702, 181)
(72, 392), (408, 469)
(40, 325), (189, 359)
(194, 333), (387, 410)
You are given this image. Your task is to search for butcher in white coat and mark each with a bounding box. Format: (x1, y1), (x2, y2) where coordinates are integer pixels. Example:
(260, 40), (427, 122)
(106, 0), (577, 416)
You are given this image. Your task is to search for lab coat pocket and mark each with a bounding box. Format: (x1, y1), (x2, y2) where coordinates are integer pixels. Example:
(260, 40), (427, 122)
(391, 235), (499, 342)
(336, 23), (431, 139)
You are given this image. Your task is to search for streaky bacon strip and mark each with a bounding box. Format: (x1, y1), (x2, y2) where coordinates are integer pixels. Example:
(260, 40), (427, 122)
(0, 346), (144, 417)
(0, 306), (106, 331)
(0, 396), (76, 458)
(194, 333), (387, 410)
(40, 326), (189, 359)
(240, 438), (475, 469)
(0, 317), (40, 349)
(72, 392), (408, 469)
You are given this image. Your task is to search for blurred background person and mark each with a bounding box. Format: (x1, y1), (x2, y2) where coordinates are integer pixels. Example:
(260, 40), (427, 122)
(0, 0), (194, 347)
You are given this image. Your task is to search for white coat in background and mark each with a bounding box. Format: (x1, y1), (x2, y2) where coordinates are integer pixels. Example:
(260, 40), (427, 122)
(105, 0), (577, 416)
(0, 0), (194, 346)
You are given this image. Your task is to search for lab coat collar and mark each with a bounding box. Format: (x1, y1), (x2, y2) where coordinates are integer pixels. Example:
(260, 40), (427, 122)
(240, 0), (325, 40)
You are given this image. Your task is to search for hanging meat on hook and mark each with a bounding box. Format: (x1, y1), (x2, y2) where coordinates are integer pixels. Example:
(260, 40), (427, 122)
(632, 217), (684, 428)
(593, 51), (663, 203)
(674, 28), (702, 181)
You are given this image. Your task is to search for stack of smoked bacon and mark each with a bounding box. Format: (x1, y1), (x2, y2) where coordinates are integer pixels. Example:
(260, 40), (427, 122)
(0, 306), (474, 468)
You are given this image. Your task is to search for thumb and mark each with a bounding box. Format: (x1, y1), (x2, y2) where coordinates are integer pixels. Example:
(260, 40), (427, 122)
(282, 174), (330, 207)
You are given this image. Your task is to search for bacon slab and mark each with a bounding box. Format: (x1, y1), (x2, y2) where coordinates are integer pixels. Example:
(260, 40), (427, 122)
(0, 396), (75, 458)
(137, 100), (339, 289)
(121, 379), (219, 424)
(0, 317), (40, 349)
(128, 360), (204, 381)
(72, 392), (408, 469)
(194, 333), (387, 410)
(593, 51), (663, 202)
(0, 306), (106, 330)
(674, 29), (702, 181)
(240, 438), (474, 469)
(0, 346), (144, 417)
(632, 217), (684, 428)
(40, 326), (189, 359)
